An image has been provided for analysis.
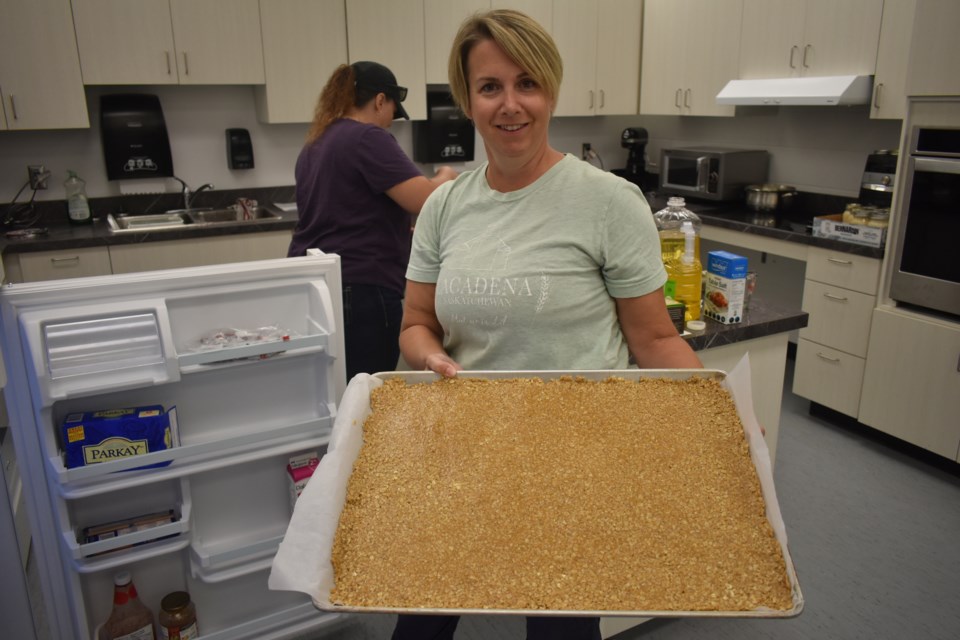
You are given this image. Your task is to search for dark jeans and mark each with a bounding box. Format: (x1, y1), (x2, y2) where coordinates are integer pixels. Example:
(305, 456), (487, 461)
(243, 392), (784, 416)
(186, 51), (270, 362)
(342, 283), (403, 381)
(391, 615), (602, 640)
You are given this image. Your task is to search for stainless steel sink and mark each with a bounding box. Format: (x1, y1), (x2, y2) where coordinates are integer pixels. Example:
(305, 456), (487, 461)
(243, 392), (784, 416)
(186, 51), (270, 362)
(107, 212), (192, 232)
(107, 207), (281, 233)
(188, 207), (280, 224)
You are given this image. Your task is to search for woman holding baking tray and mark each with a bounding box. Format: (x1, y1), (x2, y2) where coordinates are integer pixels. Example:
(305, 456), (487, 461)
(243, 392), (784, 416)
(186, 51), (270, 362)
(395, 9), (702, 640)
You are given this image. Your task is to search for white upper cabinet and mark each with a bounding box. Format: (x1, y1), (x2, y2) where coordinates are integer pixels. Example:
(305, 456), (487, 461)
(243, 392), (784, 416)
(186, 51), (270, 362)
(905, 0), (960, 96)
(739, 0), (883, 79)
(72, 0), (180, 84)
(255, 0), (348, 124)
(72, 0), (265, 85)
(425, 0), (490, 85)
(0, 0), (89, 130)
(871, 0), (916, 119)
(553, 0), (641, 117)
(640, 0), (742, 117)
(346, 0), (427, 121)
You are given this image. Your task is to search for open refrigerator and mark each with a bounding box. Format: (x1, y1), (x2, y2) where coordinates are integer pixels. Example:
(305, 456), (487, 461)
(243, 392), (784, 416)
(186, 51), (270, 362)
(0, 253), (347, 640)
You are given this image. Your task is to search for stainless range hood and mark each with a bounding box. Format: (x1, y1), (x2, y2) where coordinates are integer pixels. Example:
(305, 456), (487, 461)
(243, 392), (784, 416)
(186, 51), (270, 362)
(715, 75), (873, 106)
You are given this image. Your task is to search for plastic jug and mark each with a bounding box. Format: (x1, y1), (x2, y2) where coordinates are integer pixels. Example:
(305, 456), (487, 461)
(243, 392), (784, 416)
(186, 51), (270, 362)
(64, 170), (92, 224)
(653, 196), (701, 267)
(665, 221), (702, 323)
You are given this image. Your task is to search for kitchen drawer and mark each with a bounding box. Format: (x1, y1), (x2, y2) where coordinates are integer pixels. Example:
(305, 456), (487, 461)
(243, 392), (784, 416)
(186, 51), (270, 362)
(804, 247), (880, 294)
(15, 247), (112, 283)
(800, 280), (876, 358)
(793, 339), (866, 418)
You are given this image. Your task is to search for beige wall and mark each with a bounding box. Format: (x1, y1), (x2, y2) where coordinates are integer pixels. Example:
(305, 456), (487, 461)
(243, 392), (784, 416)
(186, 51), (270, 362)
(0, 85), (901, 202)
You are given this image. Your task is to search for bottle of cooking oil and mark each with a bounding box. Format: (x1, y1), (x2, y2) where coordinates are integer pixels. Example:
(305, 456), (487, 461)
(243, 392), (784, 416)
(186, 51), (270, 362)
(665, 221), (702, 323)
(653, 196), (701, 268)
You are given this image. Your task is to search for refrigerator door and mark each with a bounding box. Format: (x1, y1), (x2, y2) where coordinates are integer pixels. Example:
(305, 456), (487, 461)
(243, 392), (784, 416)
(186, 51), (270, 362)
(0, 254), (347, 640)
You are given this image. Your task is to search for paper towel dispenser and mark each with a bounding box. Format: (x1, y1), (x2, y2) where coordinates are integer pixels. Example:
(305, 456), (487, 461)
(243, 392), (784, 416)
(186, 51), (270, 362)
(100, 94), (174, 181)
(413, 86), (475, 163)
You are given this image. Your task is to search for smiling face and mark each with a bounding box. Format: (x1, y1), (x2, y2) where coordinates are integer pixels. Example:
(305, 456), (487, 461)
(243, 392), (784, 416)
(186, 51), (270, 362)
(463, 39), (556, 176)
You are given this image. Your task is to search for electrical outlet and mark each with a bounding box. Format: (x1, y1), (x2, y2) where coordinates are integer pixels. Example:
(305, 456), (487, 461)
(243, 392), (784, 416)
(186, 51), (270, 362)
(581, 143), (592, 160)
(28, 165), (49, 190)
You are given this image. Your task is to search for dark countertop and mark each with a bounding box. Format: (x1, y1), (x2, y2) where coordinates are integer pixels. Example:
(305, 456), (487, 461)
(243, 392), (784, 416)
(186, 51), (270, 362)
(645, 192), (886, 259)
(683, 295), (808, 352)
(2, 185), (880, 260)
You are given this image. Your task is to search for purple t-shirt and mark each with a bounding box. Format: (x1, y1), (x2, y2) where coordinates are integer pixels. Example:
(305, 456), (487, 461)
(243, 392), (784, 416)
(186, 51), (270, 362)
(289, 119), (422, 293)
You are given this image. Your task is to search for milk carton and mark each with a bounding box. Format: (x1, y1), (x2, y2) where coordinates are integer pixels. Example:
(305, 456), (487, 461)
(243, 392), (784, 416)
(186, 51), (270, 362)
(704, 251), (748, 324)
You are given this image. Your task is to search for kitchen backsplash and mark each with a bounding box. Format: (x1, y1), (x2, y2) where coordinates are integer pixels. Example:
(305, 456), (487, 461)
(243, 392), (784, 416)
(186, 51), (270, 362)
(1, 85), (902, 204)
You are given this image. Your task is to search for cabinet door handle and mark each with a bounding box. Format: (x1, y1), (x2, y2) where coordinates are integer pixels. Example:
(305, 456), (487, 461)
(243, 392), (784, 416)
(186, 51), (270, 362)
(873, 82), (883, 109)
(789, 45), (799, 69)
(9, 95), (18, 120)
(50, 256), (81, 266)
(816, 352), (841, 364)
(802, 44), (812, 68)
(182, 52), (189, 76)
(599, 89), (605, 108)
(823, 292), (848, 302)
(165, 51), (171, 75)
(589, 90), (594, 109)
(827, 257), (853, 266)
(675, 88), (682, 108)
(683, 88), (691, 108)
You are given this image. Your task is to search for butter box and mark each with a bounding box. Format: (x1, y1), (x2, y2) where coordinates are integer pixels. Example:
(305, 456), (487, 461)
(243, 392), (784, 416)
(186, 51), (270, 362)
(704, 251), (748, 324)
(62, 406), (174, 470)
(287, 451), (321, 511)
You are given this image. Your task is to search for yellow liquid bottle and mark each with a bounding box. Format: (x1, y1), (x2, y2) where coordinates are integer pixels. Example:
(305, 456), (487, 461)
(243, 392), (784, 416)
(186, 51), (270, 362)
(665, 221), (702, 323)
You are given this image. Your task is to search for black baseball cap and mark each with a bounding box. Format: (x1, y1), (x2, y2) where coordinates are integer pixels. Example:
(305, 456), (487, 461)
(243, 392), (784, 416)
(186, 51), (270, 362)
(351, 61), (409, 120)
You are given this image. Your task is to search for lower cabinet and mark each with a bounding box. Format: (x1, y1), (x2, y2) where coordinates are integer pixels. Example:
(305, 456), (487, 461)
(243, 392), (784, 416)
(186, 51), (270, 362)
(109, 231), (292, 274)
(792, 248), (880, 418)
(3, 246), (112, 283)
(858, 307), (960, 461)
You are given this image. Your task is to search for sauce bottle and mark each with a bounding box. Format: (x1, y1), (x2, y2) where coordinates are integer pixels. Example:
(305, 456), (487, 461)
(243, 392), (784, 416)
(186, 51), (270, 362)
(99, 572), (156, 640)
(665, 221), (702, 323)
(158, 591), (199, 640)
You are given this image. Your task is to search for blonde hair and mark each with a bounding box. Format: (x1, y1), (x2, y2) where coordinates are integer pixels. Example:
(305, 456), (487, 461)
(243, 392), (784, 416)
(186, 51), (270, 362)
(447, 9), (563, 114)
(305, 64), (379, 144)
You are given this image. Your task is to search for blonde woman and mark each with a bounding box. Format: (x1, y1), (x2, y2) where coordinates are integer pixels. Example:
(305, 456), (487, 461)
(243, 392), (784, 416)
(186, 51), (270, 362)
(394, 9), (701, 640)
(290, 61), (457, 379)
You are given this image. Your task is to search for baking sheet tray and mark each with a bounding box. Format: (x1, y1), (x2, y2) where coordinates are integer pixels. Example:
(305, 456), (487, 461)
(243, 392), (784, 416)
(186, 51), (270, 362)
(269, 358), (804, 618)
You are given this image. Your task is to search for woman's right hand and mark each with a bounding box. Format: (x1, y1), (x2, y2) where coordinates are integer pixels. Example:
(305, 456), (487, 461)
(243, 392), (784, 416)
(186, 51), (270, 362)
(424, 352), (462, 378)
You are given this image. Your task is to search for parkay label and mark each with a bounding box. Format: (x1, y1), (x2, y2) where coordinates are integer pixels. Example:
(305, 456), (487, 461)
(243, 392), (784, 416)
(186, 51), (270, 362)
(83, 437), (149, 464)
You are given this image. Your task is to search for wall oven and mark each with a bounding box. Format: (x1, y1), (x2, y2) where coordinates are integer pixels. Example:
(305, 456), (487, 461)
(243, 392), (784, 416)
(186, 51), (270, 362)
(888, 120), (960, 318)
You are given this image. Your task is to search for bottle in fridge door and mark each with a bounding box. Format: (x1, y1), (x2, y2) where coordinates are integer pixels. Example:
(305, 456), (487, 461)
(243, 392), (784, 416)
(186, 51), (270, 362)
(99, 572), (156, 640)
(0, 253), (347, 640)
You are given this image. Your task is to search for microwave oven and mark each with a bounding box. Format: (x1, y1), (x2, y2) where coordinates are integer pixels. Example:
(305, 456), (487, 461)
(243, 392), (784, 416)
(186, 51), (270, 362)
(659, 147), (769, 201)
(888, 116), (960, 319)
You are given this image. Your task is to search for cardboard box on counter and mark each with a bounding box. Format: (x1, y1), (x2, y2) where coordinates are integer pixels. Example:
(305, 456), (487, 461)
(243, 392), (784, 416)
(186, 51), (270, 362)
(812, 214), (887, 248)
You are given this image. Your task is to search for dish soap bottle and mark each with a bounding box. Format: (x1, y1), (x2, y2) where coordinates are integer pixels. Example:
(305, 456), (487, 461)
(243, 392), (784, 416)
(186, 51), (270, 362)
(64, 170), (92, 225)
(653, 196), (701, 268)
(665, 221), (702, 323)
(99, 572), (156, 640)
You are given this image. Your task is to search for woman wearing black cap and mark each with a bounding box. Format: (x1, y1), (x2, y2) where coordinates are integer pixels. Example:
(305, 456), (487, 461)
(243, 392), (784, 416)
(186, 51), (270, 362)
(290, 61), (458, 381)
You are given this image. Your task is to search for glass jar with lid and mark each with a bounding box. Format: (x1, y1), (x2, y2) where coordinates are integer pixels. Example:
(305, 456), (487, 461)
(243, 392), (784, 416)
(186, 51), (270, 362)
(158, 591), (198, 640)
(866, 207), (890, 228)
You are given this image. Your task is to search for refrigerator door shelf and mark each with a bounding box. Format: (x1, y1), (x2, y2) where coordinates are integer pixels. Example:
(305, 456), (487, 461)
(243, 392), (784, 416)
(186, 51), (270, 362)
(53, 417), (332, 499)
(177, 329), (329, 369)
(63, 492), (192, 568)
(190, 554), (276, 584)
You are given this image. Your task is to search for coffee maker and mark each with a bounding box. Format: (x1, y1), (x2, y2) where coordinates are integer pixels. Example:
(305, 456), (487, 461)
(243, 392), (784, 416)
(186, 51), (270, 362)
(858, 149), (898, 208)
(612, 127), (648, 188)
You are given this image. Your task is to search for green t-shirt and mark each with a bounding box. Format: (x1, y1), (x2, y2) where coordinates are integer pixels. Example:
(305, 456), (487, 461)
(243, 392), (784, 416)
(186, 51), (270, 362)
(407, 154), (666, 370)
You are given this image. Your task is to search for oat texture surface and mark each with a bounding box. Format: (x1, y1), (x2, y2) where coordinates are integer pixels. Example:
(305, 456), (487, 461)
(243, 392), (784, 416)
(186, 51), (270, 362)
(331, 376), (794, 612)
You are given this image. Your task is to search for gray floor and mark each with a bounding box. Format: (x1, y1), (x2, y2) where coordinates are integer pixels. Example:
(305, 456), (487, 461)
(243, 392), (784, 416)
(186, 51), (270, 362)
(301, 357), (960, 640)
(27, 358), (960, 640)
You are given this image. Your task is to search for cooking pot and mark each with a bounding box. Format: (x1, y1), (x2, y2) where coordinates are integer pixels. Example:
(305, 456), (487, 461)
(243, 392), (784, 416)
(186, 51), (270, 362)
(745, 184), (797, 212)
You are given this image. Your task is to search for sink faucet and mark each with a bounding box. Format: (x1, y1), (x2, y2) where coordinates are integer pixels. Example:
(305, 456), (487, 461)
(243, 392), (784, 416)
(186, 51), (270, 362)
(172, 177), (215, 209)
